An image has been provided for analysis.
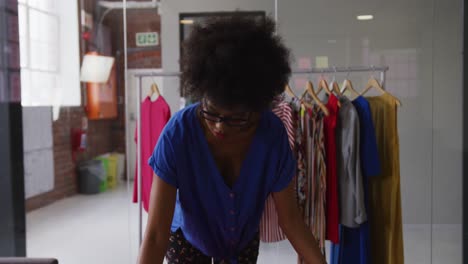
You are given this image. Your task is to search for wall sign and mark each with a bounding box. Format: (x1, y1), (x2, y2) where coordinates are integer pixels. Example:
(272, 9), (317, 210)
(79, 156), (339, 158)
(136, 32), (159, 47)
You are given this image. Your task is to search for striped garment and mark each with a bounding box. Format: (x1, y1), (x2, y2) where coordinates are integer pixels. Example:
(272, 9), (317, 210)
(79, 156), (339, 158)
(298, 104), (327, 263)
(259, 99), (327, 262)
(295, 104), (308, 221)
(312, 105), (327, 253)
(259, 99), (296, 243)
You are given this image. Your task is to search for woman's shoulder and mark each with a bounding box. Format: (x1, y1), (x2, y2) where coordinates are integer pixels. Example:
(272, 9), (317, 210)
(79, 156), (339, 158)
(258, 110), (289, 142)
(264, 109), (287, 131)
(161, 103), (199, 143)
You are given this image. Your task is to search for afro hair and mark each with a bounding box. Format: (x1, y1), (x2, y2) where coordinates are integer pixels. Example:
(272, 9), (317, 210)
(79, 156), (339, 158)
(181, 15), (291, 111)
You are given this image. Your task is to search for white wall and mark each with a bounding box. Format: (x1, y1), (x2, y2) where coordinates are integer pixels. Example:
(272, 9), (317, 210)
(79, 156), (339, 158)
(432, 0), (463, 226)
(431, 0), (463, 262)
(159, 0), (274, 114)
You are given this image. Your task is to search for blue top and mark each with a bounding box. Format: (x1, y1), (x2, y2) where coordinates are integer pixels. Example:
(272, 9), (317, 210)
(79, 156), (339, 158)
(352, 96), (381, 178)
(148, 103), (296, 260)
(330, 96), (381, 264)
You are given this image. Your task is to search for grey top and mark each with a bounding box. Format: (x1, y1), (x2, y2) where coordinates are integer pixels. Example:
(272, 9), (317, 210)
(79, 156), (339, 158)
(337, 96), (367, 228)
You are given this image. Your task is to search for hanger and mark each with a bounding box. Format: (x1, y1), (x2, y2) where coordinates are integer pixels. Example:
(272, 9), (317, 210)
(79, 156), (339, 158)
(316, 72), (332, 95)
(285, 84), (298, 99)
(360, 67), (402, 106)
(315, 69), (341, 107)
(148, 77), (160, 101)
(285, 83), (315, 110)
(340, 69), (360, 98)
(305, 81), (329, 116)
(150, 83), (160, 96)
(331, 81), (341, 96)
(329, 67), (342, 96)
(300, 72), (331, 98)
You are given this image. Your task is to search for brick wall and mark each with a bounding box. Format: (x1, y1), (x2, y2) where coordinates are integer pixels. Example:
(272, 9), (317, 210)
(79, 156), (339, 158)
(126, 9), (162, 69)
(25, 1), (162, 212)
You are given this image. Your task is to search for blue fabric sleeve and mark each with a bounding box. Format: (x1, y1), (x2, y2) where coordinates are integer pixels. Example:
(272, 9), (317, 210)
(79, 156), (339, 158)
(148, 134), (178, 188)
(271, 127), (296, 193)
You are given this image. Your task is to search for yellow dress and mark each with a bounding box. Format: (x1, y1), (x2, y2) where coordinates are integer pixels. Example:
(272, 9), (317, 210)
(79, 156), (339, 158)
(366, 93), (404, 264)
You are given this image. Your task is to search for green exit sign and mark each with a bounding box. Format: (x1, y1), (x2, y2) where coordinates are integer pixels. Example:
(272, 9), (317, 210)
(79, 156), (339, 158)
(136, 32), (159, 47)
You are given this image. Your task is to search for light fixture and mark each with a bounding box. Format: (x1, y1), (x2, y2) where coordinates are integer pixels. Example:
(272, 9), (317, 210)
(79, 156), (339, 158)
(80, 51), (115, 83)
(180, 19), (194, 25)
(357, 15), (374, 21)
(98, 0), (159, 9)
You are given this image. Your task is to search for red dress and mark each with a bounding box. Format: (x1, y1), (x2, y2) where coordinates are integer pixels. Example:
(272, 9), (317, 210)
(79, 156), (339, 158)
(324, 94), (340, 243)
(133, 96), (171, 211)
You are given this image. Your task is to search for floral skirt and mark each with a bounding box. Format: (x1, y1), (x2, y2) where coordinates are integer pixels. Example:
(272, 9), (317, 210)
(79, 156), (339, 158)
(166, 228), (260, 264)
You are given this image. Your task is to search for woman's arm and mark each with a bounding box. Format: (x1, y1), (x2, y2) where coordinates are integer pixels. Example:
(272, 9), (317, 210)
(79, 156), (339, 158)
(272, 182), (327, 264)
(138, 174), (177, 264)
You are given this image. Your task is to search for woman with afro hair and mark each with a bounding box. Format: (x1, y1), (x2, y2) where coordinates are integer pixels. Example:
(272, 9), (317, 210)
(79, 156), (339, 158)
(138, 15), (326, 264)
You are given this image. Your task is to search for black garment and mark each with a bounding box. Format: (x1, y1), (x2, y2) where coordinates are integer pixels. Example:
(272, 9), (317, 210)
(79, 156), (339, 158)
(166, 229), (260, 264)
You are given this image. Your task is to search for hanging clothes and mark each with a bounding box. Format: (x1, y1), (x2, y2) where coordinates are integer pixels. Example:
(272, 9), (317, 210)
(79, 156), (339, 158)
(294, 103), (309, 223)
(352, 96), (382, 179)
(310, 105), (327, 253)
(366, 93), (404, 264)
(330, 96), (379, 264)
(273, 99), (296, 148)
(133, 96), (171, 212)
(259, 98), (296, 242)
(259, 91), (401, 264)
(336, 96), (366, 228)
(324, 95), (340, 244)
(298, 104), (327, 264)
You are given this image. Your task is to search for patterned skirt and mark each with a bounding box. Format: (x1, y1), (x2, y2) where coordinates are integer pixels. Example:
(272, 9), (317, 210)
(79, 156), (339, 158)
(166, 229), (260, 264)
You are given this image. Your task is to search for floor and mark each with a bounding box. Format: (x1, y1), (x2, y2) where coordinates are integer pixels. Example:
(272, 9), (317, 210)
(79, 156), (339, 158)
(26, 184), (461, 264)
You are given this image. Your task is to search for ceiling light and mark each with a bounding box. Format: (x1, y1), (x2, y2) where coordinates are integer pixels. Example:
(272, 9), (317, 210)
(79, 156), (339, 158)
(180, 19), (194, 25)
(357, 15), (374, 21)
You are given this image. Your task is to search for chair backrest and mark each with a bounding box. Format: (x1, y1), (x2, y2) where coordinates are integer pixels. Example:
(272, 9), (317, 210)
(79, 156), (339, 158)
(0, 258), (58, 264)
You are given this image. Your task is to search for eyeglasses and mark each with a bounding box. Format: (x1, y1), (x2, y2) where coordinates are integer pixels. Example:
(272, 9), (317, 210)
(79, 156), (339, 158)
(199, 108), (251, 127)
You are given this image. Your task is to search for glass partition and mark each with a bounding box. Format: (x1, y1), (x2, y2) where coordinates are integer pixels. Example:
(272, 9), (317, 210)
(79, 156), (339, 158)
(277, 0), (462, 263)
(124, 1), (463, 263)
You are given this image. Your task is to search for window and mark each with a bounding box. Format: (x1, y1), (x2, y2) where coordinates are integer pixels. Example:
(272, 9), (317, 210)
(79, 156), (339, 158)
(18, 0), (80, 109)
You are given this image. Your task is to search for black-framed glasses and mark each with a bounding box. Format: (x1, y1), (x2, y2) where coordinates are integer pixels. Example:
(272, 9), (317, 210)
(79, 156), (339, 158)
(199, 108), (251, 127)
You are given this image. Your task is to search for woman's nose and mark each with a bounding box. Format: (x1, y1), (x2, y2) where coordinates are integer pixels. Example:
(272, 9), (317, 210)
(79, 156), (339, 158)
(214, 121), (226, 132)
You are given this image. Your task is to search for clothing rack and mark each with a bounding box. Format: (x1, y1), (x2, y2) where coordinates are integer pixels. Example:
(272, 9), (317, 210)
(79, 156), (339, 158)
(129, 65), (389, 245)
(132, 66), (389, 77)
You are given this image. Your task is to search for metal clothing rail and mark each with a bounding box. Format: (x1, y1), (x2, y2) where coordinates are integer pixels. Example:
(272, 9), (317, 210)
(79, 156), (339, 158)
(131, 65), (389, 245)
(132, 66), (389, 77)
